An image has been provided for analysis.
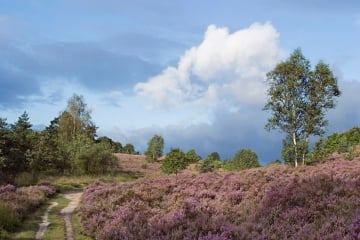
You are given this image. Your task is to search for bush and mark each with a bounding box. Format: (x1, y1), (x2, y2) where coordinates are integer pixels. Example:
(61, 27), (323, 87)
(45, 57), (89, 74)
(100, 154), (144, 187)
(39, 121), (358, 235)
(161, 148), (187, 175)
(224, 149), (260, 171)
(0, 184), (57, 233)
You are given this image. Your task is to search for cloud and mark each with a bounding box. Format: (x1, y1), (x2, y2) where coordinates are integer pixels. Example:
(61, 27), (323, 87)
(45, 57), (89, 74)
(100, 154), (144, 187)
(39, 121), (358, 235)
(135, 22), (283, 109)
(0, 40), (162, 109)
(326, 80), (360, 132)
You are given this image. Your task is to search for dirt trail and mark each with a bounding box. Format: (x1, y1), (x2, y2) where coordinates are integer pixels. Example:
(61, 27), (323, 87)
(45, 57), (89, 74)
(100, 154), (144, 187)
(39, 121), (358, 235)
(35, 201), (58, 240)
(35, 192), (83, 240)
(61, 192), (83, 240)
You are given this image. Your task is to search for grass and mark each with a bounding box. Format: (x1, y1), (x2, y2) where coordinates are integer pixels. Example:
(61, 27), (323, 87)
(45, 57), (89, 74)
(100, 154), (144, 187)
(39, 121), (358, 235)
(8, 194), (69, 240)
(72, 212), (92, 240)
(5, 172), (142, 239)
(43, 194), (69, 240)
(40, 172), (140, 192)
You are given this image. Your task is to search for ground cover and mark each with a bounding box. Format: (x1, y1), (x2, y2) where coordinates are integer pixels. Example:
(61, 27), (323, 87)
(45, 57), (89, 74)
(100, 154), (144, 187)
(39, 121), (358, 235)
(80, 156), (360, 239)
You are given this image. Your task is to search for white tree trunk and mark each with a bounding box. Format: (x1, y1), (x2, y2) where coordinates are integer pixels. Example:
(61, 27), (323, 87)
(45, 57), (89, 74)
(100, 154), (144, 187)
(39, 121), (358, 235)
(293, 132), (298, 167)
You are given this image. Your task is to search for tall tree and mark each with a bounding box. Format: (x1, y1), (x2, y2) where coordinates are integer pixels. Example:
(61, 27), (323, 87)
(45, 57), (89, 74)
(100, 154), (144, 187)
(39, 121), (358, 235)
(58, 94), (96, 141)
(7, 112), (33, 176)
(264, 49), (340, 167)
(145, 135), (164, 162)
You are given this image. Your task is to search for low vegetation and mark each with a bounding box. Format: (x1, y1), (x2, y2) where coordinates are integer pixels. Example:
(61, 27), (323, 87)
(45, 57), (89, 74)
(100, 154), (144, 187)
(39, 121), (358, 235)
(0, 184), (57, 237)
(80, 156), (360, 239)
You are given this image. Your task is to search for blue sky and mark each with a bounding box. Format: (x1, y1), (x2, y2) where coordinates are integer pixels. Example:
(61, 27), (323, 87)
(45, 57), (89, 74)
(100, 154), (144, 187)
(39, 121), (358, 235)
(1, 0), (359, 163)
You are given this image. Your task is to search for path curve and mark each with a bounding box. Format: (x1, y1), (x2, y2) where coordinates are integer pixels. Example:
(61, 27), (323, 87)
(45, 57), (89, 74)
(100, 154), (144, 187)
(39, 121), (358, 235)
(61, 192), (83, 240)
(35, 201), (58, 240)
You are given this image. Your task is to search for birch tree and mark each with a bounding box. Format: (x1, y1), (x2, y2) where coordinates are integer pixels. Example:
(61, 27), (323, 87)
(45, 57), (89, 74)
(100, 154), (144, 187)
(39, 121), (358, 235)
(264, 49), (340, 167)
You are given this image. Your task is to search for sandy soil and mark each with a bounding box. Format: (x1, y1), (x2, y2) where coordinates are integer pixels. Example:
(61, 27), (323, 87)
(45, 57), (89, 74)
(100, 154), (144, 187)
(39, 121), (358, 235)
(35, 201), (58, 240)
(60, 192), (83, 240)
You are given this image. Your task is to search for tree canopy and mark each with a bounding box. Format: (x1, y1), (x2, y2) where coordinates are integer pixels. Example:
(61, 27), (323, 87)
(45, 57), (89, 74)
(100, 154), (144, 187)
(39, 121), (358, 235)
(161, 148), (187, 175)
(145, 135), (164, 162)
(225, 149), (260, 171)
(264, 49), (340, 167)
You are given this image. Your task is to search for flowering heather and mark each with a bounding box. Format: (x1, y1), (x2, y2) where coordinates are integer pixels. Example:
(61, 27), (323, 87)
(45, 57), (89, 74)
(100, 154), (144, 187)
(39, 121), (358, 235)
(80, 157), (360, 239)
(0, 184), (57, 232)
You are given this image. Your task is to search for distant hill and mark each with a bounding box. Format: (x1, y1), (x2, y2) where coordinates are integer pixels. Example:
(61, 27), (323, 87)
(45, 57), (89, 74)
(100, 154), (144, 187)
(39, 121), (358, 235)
(114, 153), (162, 177)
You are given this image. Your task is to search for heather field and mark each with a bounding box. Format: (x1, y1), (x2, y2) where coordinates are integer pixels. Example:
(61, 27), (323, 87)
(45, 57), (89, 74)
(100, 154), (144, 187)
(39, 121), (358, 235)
(0, 184), (57, 235)
(80, 157), (360, 240)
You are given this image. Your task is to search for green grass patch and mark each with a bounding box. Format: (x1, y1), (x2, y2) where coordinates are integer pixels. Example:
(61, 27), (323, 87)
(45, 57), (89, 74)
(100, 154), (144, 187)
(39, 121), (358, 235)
(43, 194), (70, 240)
(8, 194), (68, 240)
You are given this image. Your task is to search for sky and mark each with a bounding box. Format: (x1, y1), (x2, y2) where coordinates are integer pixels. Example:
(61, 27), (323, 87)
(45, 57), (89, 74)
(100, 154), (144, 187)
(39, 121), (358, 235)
(1, 0), (360, 164)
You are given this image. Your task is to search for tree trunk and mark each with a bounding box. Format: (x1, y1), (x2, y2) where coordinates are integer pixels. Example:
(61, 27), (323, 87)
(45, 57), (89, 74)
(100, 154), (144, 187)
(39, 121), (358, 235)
(302, 137), (309, 165)
(293, 132), (298, 168)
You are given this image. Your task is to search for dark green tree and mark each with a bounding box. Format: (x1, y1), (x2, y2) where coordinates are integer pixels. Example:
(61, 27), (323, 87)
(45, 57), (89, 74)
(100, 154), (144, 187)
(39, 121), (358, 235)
(145, 135), (164, 162)
(225, 149), (260, 171)
(161, 148), (187, 175)
(96, 136), (123, 153)
(198, 152), (222, 173)
(8, 112), (33, 175)
(0, 118), (10, 182)
(185, 149), (202, 164)
(264, 49), (340, 167)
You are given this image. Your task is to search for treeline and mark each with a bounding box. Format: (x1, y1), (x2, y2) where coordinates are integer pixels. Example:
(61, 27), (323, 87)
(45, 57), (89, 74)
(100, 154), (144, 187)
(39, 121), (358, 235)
(144, 135), (261, 175)
(0, 94), (136, 184)
(310, 126), (360, 162)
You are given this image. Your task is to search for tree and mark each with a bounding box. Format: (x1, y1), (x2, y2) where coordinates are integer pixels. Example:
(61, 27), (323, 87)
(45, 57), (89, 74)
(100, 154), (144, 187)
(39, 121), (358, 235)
(0, 118), (10, 182)
(264, 49), (340, 167)
(58, 94), (96, 142)
(96, 136), (123, 153)
(224, 149), (260, 171)
(198, 153), (222, 173)
(122, 143), (136, 154)
(75, 138), (117, 175)
(145, 135), (164, 162)
(185, 149), (202, 164)
(8, 112), (33, 174)
(161, 148), (187, 175)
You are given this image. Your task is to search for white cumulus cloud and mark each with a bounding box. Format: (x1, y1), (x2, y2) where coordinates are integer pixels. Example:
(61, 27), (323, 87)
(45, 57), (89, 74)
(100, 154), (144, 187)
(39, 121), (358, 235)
(134, 22), (283, 108)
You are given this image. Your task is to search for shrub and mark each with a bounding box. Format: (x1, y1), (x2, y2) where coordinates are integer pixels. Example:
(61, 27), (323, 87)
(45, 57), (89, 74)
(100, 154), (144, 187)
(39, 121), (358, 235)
(0, 184), (56, 233)
(80, 158), (360, 239)
(224, 149), (260, 171)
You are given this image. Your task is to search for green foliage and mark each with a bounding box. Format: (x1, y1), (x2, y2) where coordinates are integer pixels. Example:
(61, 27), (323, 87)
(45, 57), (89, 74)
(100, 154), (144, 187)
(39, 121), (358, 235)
(96, 136), (123, 153)
(77, 141), (117, 175)
(0, 112), (34, 181)
(224, 149), (260, 171)
(122, 143), (136, 154)
(145, 135), (164, 162)
(161, 148), (187, 175)
(185, 149), (202, 164)
(0, 202), (20, 232)
(209, 152), (221, 161)
(198, 153), (222, 173)
(0, 94), (128, 182)
(310, 127), (360, 162)
(264, 49), (340, 167)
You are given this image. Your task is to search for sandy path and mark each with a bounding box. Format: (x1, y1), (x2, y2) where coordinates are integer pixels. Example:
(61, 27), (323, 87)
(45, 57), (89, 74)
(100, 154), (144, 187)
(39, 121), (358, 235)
(60, 192), (83, 240)
(35, 201), (58, 240)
